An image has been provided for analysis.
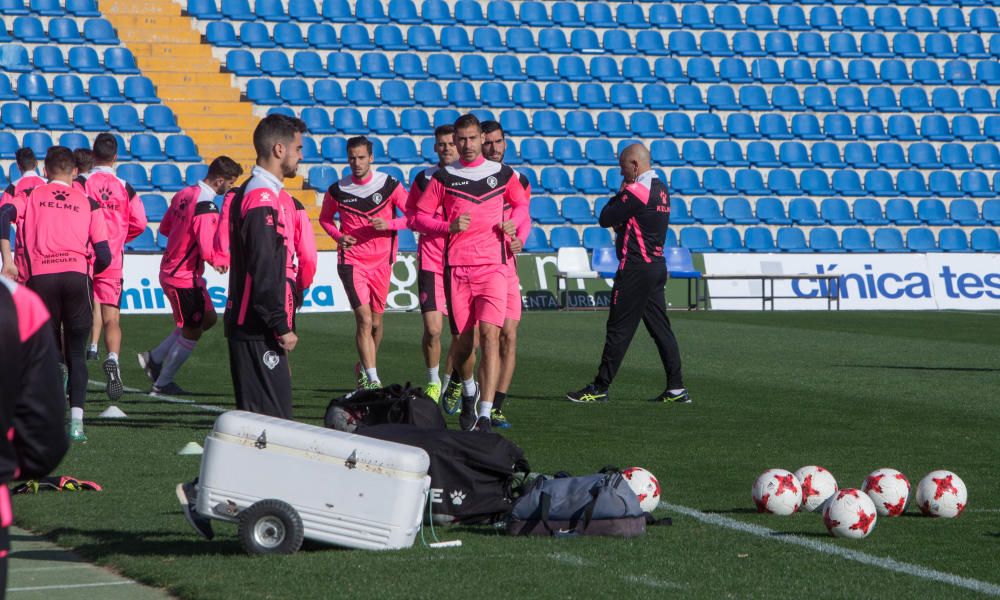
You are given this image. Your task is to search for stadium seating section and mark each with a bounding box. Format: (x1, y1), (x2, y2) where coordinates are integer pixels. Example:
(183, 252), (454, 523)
(2, 0), (999, 253)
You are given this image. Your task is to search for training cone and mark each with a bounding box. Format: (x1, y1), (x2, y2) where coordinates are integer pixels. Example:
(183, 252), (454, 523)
(98, 406), (127, 419)
(177, 442), (203, 456)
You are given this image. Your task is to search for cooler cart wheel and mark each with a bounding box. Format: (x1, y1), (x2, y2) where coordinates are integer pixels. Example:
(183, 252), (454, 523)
(237, 499), (304, 555)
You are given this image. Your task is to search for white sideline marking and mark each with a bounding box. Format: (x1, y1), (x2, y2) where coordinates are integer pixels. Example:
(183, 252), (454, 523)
(621, 575), (685, 590)
(88, 380), (225, 414)
(547, 552), (587, 567)
(8, 565), (92, 573)
(8, 581), (135, 592)
(664, 503), (1000, 597)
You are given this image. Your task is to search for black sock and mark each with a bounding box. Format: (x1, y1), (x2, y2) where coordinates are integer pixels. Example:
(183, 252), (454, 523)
(451, 369), (460, 382)
(493, 391), (506, 411)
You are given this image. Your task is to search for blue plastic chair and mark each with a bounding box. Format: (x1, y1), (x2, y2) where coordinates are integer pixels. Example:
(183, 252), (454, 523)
(971, 228), (1000, 252)
(680, 227), (713, 253)
(744, 228), (776, 252)
(777, 228), (811, 253)
(886, 199), (921, 225)
(842, 228), (873, 252)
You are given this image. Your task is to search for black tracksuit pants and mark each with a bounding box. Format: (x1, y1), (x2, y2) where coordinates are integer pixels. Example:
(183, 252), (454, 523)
(228, 337), (292, 420)
(594, 266), (684, 391)
(27, 272), (92, 410)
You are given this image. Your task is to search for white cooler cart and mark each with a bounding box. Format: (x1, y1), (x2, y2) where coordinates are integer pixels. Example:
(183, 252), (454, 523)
(195, 411), (431, 555)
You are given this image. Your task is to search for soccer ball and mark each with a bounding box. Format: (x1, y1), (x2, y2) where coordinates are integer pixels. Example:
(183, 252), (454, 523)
(823, 489), (878, 539)
(915, 470), (967, 518)
(752, 469), (802, 515)
(862, 468), (910, 517)
(794, 466), (838, 512)
(327, 406), (359, 433)
(622, 467), (661, 513)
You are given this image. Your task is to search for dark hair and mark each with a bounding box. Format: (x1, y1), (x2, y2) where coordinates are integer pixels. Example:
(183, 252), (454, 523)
(93, 133), (118, 163)
(252, 114), (307, 159)
(481, 120), (504, 137)
(453, 113), (481, 133)
(73, 148), (94, 173)
(434, 124), (455, 139)
(207, 156), (244, 180)
(44, 146), (76, 176)
(15, 148), (37, 172)
(346, 136), (373, 155)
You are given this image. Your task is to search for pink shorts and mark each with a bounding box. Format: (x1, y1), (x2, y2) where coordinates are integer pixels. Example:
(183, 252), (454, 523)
(93, 272), (123, 307)
(338, 263), (391, 313)
(505, 265), (522, 322)
(447, 264), (508, 334)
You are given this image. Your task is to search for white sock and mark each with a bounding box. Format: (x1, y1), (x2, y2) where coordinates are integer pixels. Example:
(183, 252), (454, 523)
(150, 328), (180, 363)
(427, 367), (440, 384)
(462, 377), (476, 397)
(107, 352), (118, 364)
(478, 401), (493, 419)
(365, 367), (380, 384)
(88, 343), (98, 353)
(156, 337), (196, 388)
(441, 374), (451, 392)
(70, 407), (84, 421)
(668, 388), (686, 395)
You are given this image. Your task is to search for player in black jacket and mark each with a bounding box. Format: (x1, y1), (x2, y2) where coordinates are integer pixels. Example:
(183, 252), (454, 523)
(567, 144), (689, 404)
(0, 276), (71, 590)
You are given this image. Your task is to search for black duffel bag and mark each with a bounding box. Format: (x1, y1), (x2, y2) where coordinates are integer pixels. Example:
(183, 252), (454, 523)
(358, 424), (530, 525)
(324, 384), (446, 432)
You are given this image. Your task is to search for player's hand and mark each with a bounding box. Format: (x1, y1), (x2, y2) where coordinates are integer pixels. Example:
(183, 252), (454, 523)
(339, 235), (357, 250)
(501, 220), (517, 237)
(213, 264), (228, 275)
(1, 262), (17, 280)
(278, 331), (298, 352)
(449, 213), (471, 233)
(509, 238), (523, 254)
(370, 217), (389, 231)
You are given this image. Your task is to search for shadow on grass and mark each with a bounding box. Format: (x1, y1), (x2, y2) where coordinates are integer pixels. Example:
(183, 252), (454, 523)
(45, 526), (245, 558)
(88, 419), (217, 431)
(9, 548), (86, 562)
(835, 364), (1000, 373)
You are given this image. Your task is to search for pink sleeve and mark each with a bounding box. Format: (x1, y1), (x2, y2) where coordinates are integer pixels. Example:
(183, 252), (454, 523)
(413, 178), (450, 235)
(387, 184), (409, 231)
(319, 191), (343, 241)
(295, 209), (317, 291)
(89, 204), (109, 245)
(12, 284), (50, 342)
(192, 210), (218, 266)
(214, 192), (232, 267)
(506, 177), (531, 243)
(126, 193), (148, 242)
(158, 199), (176, 238)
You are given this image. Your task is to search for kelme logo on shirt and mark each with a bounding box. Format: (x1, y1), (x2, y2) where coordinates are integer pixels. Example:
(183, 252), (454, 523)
(373, 193), (383, 204)
(487, 176), (498, 189)
(262, 351), (279, 370)
(260, 192), (272, 203)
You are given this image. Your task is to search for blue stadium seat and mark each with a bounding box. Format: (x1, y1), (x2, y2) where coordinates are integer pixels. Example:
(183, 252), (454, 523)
(331, 108), (364, 134)
(151, 164), (184, 192)
(187, 0), (220, 18)
(948, 199), (984, 226)
(130, 134), (165, 161)
(728, 114), (760, 140)
(790, 197), (824, 225)
(524, 228), (551, 253)
(723, 198), (756, 224)
(239, 23), (274, 48)
(768, 169), (801, 195)
(809, 142), (842, 168)
(704, 169), (736, 195)
(272, 23), (307, 48)
(971, 228), (1000, 251)
(736, 169), (770, 195)
(772, 86), (803, 112)
(541, 167), (573, 195)
(682, 140), (713, 166)
(785, 59), (816, 84)
(32, 46), (67, 73)
(17, 73), (51, 102)
(563, 197), (597, 225)
(163, 134), (199, 162)
(630, 112), (661, 138)
(246, 78), (280, 105)
(22, 132), (51, 157)
(141, 194), (169, 223)
(917, 198), (953, 226)
(108, 105), (143, 132)
(354, 0), (387, 22)
(423, 0), (455, 25)
(853, 198), (887, 225)
(792, 114), (823, 140)
(873, 228), (906, 253)
(0, 133), (18, 159)
(301, 24), (337, 49)
(691, 197), (727, 224)
(973, 144), (1000, 170)
(386, 138), (419, 164)
(665, 198), (691, 225)
(713, 141), (746, 168)
(861, 33), (893, 58)
(843, 142), (876, 169)
(565, 111), (597, 138)
(455, 0), (487, 25)
(393, 229), (416, 253)
(582, 228), (612, 252)
(307, 166), (336, 191)
(938, 229), (968, 253)
(262, 51), (296, 77)
(552, 139), (585, 166)
(529, 197), (562, 225)
(550, 226), (581, 250)
(841, 228), (873, 252)
(65, 0), (98, 15)
(654, 57), (687, 83)
(898, 171), (932, 197)
(82, 18), (118, 45)
(744, 227), (776, 252)
(571, 167), (606, 195)
(777, 228), (811, 253)
(779, 141), (811, 167)
(963, 171), (994, 198)
(368, 108), (402, 135)
(340, 24), (373, 50)
(68, 104), (103, 131)
(125, 228), (157, 253)
(810, 228), (844, 253)
(886, 199), (920, 225)
(738, 86), (770, 111)
(115, 164), (151, 191)
(679, 227), (712, 253)
(906, 228), (939, 252)
(13, 16), (47, 42)
(712, 227), (746, 253)
(584, 139), (615, 166)
(517, 139), (550, 166)
(103, 47), (139, 74)
(670, 169), (705, 195)
(821, 198), (856, 226)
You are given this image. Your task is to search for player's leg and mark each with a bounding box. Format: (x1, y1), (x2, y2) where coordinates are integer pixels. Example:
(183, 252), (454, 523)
(63, 273), (93, 441)
(640, 269), (688, 404)
(353, 304), (378, 386)
(228, 338), (292, 419)
(418, 268), (444, 399)
(87, 295), (101, 360)
(475, 321), (502, 430)
(367, 262), (390, 385)
(567, 270), (646, 403)
(447, 267), (482, 429)
(141, 283), (183, 384)
(154, 287), (215, 394)
(468, 266), (508, 431)
(493, 271), (522, 427)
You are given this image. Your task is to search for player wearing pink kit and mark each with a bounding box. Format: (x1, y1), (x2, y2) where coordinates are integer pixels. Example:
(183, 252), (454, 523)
(137, 157), (243, 395)
(82, 133), (147, 403)
(0, 147), (112, 442)
(320, 136), (408, 389)
(481, 121), (532, 429)
(413, 114), (530, 431)
(405, 125), (460, 403)
(0, 148), (47, 284)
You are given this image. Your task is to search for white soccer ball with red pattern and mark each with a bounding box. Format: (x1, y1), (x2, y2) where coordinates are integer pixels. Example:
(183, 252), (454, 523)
(823, 489), (878, 539)
(622, 467), (661, 513)
(915, 470), (967, 518)
(862, 468), (910, 517)
(752, 469), (802, 515)
(794, 466), (838, 512)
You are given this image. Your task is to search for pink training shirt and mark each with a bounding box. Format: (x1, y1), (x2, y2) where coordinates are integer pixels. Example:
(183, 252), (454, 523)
(319, 169), (409, 268)
(293, 200), (317, 291)
(213, 188), (236, 269)
(501, 166), (533, 266)
(21, 182), (108, 278)
(405, 166), (447, 274)
(1, 171), (46, 283)
(414, 156), (530, 267)
(84, 166), (147, 273)
(158, 182), (221, 289)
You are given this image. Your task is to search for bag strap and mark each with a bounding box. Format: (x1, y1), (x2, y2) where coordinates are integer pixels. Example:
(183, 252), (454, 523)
(576, 488), (600, 533)
(539, 491), (553, 534)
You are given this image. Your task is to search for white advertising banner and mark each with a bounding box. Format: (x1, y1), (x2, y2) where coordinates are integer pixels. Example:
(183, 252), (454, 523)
(702, 253), (1000, 311)
(120, 252), (426, 314)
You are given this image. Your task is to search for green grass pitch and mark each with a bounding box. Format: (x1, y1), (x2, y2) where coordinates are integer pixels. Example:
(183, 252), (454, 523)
(10, 310), (1000, 598)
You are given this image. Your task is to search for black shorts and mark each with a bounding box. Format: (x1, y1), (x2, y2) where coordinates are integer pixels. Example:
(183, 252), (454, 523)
(27, 272), (93, 334)
(228, 337), (292, 420)
(418, 269), (446, 314)
(165, 284), (213, 329)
